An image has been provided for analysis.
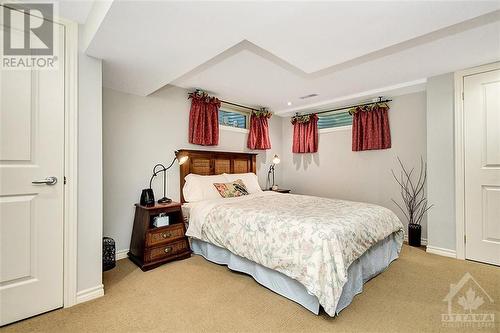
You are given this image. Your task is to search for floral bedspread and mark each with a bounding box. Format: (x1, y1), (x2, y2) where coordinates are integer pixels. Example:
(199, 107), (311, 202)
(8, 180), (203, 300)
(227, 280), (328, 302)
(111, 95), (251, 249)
(190, 192), (404, 315)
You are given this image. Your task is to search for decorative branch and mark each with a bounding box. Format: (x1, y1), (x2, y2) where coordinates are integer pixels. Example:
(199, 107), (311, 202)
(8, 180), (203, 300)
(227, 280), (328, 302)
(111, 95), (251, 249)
(252, 108), (272, 118)
(348, 102), (390, 115)
(391, 156), (433, 225)
(291, 113), (315, 124)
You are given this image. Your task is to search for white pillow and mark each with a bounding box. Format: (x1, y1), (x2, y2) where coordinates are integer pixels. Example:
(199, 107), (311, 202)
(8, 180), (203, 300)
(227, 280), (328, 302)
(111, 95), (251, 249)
(223, 173), (262, 193)
(183, 174), (228, 202)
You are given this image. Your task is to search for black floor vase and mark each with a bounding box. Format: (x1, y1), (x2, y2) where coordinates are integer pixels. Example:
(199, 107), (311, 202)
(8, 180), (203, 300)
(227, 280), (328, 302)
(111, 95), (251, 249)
(408, 223), (422, 247)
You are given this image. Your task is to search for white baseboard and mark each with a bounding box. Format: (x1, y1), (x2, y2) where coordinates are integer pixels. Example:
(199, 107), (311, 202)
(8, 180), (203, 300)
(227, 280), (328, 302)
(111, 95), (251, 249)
(76, 284), (104, 304)
(116, 249), (129, 261)
(426, 246), (457, 258)
(403, 235), (428, 246)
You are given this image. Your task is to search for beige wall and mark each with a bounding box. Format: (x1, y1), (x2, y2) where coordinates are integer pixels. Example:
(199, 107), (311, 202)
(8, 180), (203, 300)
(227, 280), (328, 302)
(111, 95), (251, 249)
(426, 73), (456, 251)
(280, 92), (428, 239)
(77, 28), (103, 294)
(103, 88), (428, 252)
(102, 86), (283, 252)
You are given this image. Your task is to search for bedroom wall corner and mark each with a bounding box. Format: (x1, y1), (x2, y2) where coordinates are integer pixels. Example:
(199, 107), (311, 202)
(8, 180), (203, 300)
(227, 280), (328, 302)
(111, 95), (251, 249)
(426, 73), (456, 252)
(77, 26), (103, 295)
(102, 86), (283, 252)
(280, 91), (428, 241)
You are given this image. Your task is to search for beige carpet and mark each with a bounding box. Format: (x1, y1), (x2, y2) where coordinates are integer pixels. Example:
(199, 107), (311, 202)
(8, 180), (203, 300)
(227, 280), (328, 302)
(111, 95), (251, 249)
(3, 245), (500, 333)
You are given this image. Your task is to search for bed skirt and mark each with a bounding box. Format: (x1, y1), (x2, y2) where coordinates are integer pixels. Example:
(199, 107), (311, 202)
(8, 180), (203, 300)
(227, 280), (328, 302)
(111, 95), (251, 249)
(190, 233), (400, 315)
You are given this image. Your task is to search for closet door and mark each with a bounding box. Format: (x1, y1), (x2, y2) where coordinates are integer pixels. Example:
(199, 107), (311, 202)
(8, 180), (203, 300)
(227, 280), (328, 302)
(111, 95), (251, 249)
(464, 68), (500, 266)
(0, 7), (65, 325)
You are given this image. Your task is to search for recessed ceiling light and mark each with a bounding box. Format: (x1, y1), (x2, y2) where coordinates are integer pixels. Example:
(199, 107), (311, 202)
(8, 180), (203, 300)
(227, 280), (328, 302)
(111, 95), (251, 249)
(287, 101), (292, 106)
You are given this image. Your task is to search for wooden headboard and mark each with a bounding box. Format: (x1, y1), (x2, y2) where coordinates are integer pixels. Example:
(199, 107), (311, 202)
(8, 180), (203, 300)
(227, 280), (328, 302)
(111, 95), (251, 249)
(178, 149), (257, 203)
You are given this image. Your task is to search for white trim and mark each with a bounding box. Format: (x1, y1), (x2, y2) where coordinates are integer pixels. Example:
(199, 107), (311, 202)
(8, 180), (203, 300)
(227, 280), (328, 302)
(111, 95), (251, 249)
(220, 125), (249, 134)
(453, 62), (500, 261)
(454, 70), (466, 260)
(426, 246), (457, 258)
(116, 249), (129, 261)
(76, 284), (104, 304)
(60, 18), (79, 308)
(319, 125), (352, 133)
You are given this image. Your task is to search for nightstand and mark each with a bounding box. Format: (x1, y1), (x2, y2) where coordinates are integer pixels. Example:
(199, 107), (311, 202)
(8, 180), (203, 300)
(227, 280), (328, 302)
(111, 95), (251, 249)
(265, 188), (291, 194)
(128, 202), (190, 271)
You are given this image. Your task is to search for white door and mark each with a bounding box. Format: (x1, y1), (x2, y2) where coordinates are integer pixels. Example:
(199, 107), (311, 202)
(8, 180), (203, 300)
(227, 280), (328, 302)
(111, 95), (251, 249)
(0, 8), (65, 325)
(464, 67), (500, 266)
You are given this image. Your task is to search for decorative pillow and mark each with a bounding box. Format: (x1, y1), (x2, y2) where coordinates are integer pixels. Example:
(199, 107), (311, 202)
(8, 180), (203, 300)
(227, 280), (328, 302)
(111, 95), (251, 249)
(223, 173), (262, 193)
(213, 179), (249, 198)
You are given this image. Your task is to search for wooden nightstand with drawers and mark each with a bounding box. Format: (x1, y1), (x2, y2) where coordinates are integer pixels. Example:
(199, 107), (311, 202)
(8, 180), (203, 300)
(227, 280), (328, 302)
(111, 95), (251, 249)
(128, 202), (190, 271)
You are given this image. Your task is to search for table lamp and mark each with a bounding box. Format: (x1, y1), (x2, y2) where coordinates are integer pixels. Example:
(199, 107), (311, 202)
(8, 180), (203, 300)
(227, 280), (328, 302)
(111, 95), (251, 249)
(146, 151), (189, 205)
(267, 154), (280, 190)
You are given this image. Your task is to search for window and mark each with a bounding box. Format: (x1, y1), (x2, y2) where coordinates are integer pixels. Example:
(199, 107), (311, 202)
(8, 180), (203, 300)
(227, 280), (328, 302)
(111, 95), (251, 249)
(218, 109), (248, 129)
(317, 111), (352, 130)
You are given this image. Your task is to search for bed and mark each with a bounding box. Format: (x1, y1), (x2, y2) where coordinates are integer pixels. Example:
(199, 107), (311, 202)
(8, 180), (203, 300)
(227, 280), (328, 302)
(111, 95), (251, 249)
(177, 149), (404, 316)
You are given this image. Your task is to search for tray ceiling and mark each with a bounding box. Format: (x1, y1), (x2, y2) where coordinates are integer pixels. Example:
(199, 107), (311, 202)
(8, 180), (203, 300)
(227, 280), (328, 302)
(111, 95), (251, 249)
(83, 1), (500, 113)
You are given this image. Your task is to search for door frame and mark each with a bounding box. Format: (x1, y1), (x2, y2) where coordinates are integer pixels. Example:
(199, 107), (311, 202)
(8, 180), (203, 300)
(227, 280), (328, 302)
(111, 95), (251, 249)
(61, 18), (79, 308)
(454, 62), (500, 260)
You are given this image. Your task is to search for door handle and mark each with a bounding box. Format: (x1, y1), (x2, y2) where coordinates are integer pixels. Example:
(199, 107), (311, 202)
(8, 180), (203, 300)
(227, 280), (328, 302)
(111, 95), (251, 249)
(32, 176), (58, 185)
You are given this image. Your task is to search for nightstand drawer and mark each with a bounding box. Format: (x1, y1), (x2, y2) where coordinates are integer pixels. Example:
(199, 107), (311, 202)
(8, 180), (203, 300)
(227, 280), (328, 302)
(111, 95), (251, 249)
(146, 239), (189, 262)
(146, 224), (184, 247)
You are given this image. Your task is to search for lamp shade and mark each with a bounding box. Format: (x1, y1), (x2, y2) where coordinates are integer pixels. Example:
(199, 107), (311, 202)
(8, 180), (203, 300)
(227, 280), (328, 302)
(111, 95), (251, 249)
(272, 154), (280, 165)
(175, 151), (189, 166)
(178, 155), (189, 165)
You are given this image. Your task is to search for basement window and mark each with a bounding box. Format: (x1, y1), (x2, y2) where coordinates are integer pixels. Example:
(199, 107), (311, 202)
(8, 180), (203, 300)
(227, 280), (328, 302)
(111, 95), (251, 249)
(219, 109), (249, 129)
(317, 111), (353, 130)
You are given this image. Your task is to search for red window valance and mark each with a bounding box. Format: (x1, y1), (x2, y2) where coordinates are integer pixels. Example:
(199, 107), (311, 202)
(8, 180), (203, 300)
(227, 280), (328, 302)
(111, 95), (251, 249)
(247, 110), (272, 150)
(351, 103), (391, 151)
(291, 114), (318, 153)
(188, 93), (221, 146)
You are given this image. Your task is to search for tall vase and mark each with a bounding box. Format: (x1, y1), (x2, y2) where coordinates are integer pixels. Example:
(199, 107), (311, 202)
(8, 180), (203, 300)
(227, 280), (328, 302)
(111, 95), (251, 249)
(408, 223), (422, 247)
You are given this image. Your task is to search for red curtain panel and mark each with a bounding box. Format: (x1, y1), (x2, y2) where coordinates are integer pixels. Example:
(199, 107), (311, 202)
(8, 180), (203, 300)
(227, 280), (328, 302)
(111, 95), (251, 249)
(351, 104), (391, 151)
(292, 114), (319, 153)
(247, 112), (271, 150)
(188, 93), (221, 146)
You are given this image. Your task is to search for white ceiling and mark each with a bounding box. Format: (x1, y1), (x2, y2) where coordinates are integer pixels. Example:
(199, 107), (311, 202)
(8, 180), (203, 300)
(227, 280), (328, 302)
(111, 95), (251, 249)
(82, 1), (500, 115)
(40, 0), (94, 24)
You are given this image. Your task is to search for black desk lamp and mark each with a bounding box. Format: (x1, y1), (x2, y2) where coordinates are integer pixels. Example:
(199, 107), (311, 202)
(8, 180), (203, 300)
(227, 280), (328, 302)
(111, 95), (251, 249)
(148, 151), (189, 204)
(267, 154), (280, 190)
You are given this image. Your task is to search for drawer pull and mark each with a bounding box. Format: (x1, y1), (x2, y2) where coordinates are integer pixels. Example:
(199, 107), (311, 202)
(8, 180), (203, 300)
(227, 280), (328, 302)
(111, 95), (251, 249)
(161, 232), (171, 239)
(164, 246), (172, 253)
